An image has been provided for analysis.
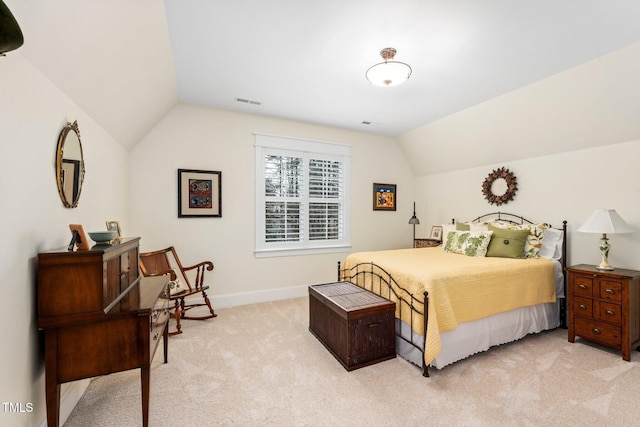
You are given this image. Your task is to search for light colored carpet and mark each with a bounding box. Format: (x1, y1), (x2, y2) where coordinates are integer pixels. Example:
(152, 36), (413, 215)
(63, 297), (640, 426)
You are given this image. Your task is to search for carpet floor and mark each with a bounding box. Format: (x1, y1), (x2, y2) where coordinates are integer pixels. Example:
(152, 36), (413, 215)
(63, 297), (640, 426)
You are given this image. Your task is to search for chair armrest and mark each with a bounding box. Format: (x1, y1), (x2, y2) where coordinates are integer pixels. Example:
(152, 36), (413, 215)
(181, 261), (214, 272)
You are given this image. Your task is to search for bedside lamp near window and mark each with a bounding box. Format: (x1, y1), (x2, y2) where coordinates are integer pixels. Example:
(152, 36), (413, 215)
(578, 209), (634, 271)
(408, 202), (420, 248)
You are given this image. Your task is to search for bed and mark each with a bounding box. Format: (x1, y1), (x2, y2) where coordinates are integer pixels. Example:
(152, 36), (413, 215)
(338, 212), (567, 376)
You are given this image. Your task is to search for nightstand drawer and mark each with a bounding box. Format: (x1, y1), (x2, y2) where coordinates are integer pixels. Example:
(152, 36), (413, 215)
(572, 276), (594, 298)
(574, 317), (621, 348)
(599, 302), (622, 324)
(572, 297), (593, 318)
(599, 280), (622, 303)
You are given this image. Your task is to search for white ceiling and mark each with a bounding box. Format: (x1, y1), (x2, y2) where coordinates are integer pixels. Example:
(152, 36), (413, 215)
(7, 0), (640, 150)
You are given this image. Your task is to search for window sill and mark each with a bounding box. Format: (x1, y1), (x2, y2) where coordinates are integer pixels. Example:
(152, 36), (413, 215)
(255, 245), (351, 258)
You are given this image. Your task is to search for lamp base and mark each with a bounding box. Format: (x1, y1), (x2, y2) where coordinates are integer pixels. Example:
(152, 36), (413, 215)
(597, 234), (614, 271)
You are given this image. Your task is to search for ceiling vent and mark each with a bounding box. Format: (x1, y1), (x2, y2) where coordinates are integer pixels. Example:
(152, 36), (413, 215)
(235, 98), (262, 106)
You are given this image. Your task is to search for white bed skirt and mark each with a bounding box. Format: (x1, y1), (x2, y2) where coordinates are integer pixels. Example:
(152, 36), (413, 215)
(396, 300), (560, 370)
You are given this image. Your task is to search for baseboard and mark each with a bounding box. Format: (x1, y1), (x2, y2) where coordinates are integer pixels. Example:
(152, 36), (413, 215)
(211, 284), (309, 309)
(37, 378), (91, 427)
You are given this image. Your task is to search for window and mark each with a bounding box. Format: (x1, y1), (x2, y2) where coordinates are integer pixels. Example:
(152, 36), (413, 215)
(255, 134), (350, 257)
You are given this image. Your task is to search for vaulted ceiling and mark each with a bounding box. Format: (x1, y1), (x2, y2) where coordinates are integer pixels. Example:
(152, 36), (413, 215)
(7, 1), (640, 151)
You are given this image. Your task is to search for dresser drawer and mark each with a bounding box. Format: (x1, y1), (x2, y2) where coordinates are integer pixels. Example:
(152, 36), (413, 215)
(599, 302), (622, 325)
(149, 287), (170, 355)
(572, 297), (593, 318)
(599, 280), (622, 303)
(572, 276), (594, 298)
(574, 316), (621, 348)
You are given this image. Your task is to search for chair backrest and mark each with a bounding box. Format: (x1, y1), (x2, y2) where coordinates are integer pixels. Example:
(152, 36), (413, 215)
(139, 247), (181, 284)
(139, 246), (208, 292)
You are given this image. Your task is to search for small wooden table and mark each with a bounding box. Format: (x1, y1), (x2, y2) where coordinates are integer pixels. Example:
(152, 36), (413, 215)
(309, 282), (395, 370)
(414, 238), (442, 248)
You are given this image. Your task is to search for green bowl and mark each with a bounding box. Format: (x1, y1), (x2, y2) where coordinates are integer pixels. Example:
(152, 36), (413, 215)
(88, 231), (117, 243)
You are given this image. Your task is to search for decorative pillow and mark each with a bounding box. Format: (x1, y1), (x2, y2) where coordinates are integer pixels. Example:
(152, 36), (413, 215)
(456, 222), (470, 231)
(540, 227), (564, 260)
(486, 226), (530, 258)
(469, 222), (489, 231)
(442, 223), (456, 239)
(167, 279), (185, 296)
(489, 220), (512, 229)
(443, 230), (493, 257)
(509, 223), (551, 258)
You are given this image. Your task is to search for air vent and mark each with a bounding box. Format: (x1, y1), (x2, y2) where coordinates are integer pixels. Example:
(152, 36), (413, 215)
(235, 98), (262, 106)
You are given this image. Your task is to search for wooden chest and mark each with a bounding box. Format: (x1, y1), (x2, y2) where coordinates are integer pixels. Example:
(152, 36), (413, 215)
(309, 282), (395, 370)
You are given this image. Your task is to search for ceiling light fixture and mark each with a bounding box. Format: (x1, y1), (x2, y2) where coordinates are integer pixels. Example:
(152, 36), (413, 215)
(366, 47), (412, 87)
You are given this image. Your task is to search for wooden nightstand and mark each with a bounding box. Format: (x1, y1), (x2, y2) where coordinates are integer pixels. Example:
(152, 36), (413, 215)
(567, 264), (640, 361)
(414, 238), (441, 248)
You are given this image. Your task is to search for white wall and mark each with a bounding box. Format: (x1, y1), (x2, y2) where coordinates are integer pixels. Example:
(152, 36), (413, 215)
(400, 41), (640, 177)
(0, 53), (130, 426)
(401, 41), (640, 270)
(129, 104), (416, 307)
(413, 140), (640, 270)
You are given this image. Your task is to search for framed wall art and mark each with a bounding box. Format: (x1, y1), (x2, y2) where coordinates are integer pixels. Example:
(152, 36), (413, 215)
(373, 183), (396, 211)
(178, 169), (222, 218)
(105, 220), (122, 237)
(430, 225), (443, 241)
(68, 223), (90, 250)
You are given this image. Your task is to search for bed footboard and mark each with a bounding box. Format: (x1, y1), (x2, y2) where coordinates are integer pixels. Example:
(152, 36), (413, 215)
(338, 261), (430, 377)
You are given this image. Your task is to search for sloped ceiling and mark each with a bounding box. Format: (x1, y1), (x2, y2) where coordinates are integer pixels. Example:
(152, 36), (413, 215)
(7, 0), (178, 150)
(5, 1), (640, 151)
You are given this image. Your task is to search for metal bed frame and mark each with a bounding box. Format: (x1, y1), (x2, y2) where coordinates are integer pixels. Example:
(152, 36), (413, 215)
(337, 212), (568, 377)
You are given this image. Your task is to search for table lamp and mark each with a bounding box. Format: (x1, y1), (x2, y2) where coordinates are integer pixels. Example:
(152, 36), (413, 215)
(577, 209), (634, 270)
(408, 202), (420, 248)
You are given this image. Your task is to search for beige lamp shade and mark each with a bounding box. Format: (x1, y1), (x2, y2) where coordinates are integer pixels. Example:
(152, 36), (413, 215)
(577, 209), (634, 234)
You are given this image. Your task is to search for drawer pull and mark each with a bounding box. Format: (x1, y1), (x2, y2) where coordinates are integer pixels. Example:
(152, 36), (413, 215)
(578, 284), (587, 289)
(368, 322), (381, 328)
(578, 304), (587, 310)
(605, 288), (615, 294)
(605, 310), (615, 316)
(592, 328), (602, 334)
(153, 332), (159, 341)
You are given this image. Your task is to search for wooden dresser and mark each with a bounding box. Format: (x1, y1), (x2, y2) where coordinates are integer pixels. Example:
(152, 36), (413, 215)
(309, 282), (395, 370)
(567, 264), (640, 361)
(37, 237), (170, 427)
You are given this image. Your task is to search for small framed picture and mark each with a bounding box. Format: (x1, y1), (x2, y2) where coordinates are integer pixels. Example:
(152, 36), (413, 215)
(178, 169), (222, 218)
(373, 183), (396, 211)
(430, 225), (443, 241)
(68, 224), (90, 250)
(106, 220), (122, 237)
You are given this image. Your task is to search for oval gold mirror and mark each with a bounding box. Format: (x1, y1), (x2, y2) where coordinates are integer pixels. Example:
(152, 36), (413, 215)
(482, 167), (517, 206)
(56, 121), (85, 208)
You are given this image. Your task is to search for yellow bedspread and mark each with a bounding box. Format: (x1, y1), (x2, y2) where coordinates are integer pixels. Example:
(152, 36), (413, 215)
(342, 247), (556, 365)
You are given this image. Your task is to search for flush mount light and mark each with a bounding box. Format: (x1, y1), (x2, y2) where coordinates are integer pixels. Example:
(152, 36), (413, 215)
(365, 47), (412, 87)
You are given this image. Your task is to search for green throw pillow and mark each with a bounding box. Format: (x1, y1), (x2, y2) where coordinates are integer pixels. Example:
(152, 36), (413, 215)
(486, 225), (529, 258)
(456, 222), (470, 231)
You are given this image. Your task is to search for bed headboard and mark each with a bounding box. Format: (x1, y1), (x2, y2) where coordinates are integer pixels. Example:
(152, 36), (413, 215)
(469, 211), (532, 225)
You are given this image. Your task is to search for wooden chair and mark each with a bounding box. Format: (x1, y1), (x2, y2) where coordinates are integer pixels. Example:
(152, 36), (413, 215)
(138, 246), (216, 335)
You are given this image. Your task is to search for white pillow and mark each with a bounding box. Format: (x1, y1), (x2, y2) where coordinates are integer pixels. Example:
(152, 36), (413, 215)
(540, 228), (564, 260)
(442, 223), (456, 240)
(468, 222), (489, 231)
